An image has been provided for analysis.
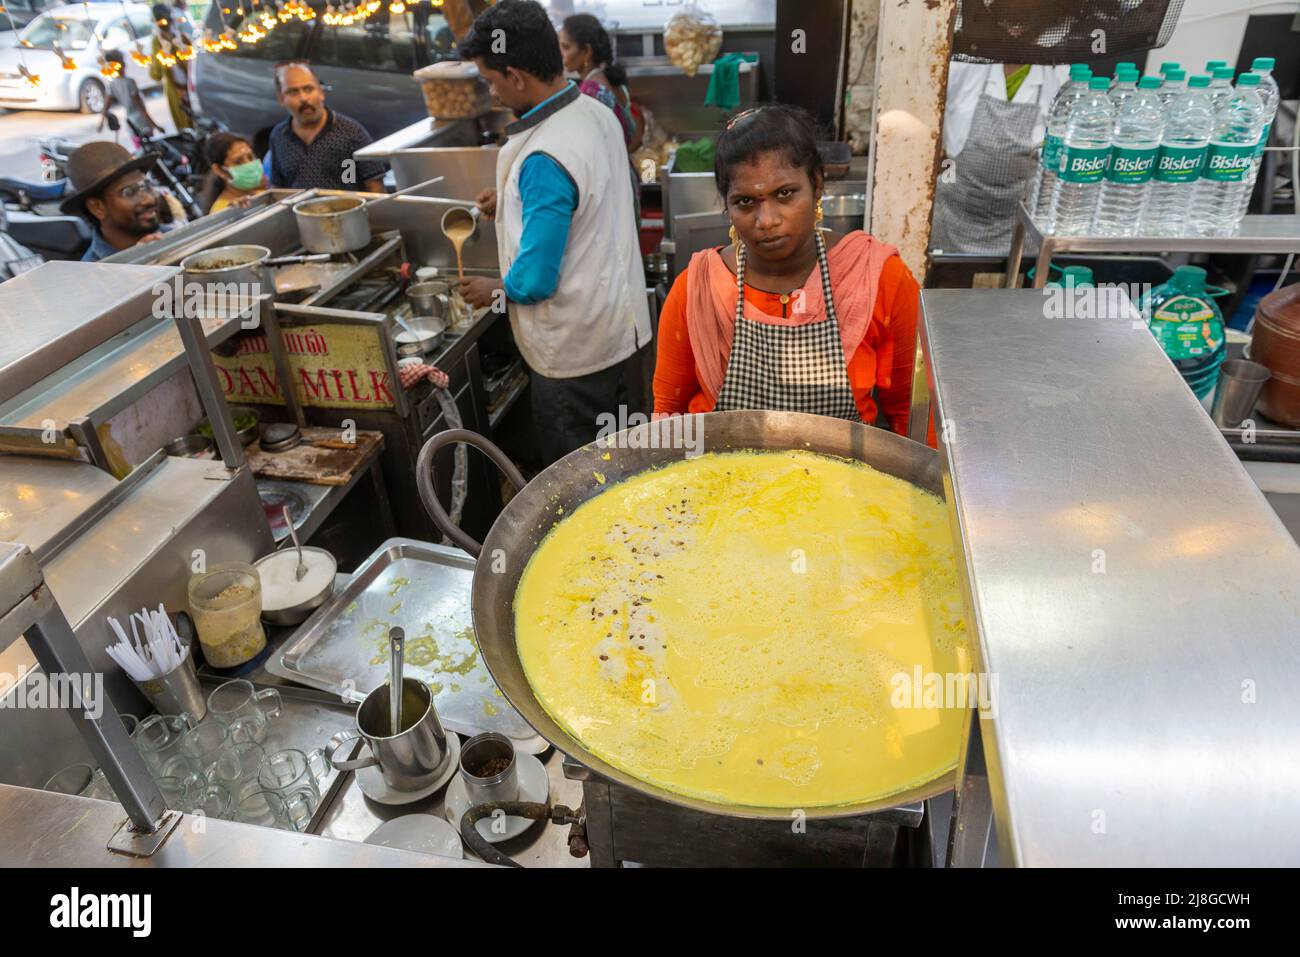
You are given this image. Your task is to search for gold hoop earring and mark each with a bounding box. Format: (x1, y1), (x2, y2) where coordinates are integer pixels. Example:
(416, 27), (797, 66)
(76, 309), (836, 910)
(815, 199), (824, 224)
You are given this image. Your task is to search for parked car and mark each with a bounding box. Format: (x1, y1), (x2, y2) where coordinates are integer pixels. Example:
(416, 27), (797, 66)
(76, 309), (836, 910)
(0, 0), (66, 39)
(192, 2), (457, 151)
(0, 1), (155, 112)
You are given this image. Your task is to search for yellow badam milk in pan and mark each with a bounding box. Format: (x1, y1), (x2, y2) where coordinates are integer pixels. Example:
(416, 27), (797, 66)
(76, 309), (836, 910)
(514, 450), (970, 808)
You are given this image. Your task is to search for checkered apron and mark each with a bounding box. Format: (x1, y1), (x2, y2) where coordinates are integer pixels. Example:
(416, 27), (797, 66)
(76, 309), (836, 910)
(714, 230), (861, 420)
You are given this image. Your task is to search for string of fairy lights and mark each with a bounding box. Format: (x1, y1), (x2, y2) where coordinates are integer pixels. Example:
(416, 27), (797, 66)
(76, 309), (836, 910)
(0, 0), (447, 88)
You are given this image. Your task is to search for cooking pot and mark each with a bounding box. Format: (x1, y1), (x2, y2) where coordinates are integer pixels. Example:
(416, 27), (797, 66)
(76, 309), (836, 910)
(416, 411), (955, 821)
(291, 176), (447, 254)
(179, 244), (273, 318)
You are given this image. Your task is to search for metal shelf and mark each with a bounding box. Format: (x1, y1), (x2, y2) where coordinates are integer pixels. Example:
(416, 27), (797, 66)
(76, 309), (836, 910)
(0, 311), (249, 445)
(1006, 204), (1300, 288)
(0, 260), (253, 471)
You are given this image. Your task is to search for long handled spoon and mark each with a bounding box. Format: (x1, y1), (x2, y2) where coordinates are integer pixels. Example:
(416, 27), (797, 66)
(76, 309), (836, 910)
(389, 627), (405, 735)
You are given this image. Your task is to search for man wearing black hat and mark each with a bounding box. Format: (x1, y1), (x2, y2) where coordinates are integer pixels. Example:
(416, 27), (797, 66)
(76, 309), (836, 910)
(62, 142), (172, 262)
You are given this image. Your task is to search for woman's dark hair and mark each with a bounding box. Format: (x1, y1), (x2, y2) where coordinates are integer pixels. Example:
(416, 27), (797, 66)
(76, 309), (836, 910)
(151, 4), (171, 24)
(562, 13), (626, 88)
(104, 49), (125, 67)
(205, 131), (252, 169)
(714, 105), (824, 199)
(459, 0), (563, 82)
(198, 132), (255, 213)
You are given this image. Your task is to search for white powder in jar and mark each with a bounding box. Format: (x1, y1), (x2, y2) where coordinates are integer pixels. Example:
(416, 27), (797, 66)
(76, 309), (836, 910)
(258, 550), (336, 611)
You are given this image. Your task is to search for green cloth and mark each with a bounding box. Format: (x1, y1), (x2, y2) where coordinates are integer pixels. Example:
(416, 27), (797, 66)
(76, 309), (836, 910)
(673, 138), (715, 173)
(1004, 64), (1031, 102)
(705, 53), (758, 111)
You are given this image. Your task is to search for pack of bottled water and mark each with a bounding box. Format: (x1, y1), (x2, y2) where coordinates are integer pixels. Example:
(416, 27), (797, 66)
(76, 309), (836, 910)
(1030, 58), (1279, 239)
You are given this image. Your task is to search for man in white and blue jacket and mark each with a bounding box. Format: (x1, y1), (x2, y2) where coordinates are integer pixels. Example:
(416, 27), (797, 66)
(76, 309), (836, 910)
(458, 0), (650, 466)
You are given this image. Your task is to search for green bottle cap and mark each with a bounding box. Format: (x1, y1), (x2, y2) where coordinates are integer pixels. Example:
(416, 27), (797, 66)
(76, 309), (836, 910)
(1159, 61), (1179, 74)
(1251, 57), (1275, 71)
(1171, 265), (1207, 293)
(1068, 64), (1091, 80)
(1117, 66), (1140, 81)
(1188, 75), (1211, 88)
(1089, 76), (1111, 90)
(1061, 266), (1094, 288)
(1138, 75), (1162, 89)
(1164, 67), (1186, 82)
(1206, 60), (1228, 71)
(1212, 66), (1235, 80)
(1116, 62), (1137, 73)
(1237, 73), (1261, 87)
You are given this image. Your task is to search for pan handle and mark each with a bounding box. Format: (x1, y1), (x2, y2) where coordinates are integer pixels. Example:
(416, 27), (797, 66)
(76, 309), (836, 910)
(416, 428), (527, 558)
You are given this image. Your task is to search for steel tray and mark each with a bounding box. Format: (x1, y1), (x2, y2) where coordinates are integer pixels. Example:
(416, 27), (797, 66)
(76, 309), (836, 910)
(266, 538), (547, 753)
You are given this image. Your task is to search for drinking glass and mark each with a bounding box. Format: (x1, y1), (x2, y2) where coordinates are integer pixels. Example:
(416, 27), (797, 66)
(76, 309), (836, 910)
(257, 748), (328, 819)
(207, 679), (281, 726)
(234, 786), (310, 831)
(179, 718), (232, 772)
(156, 774), (203, 811)
(212, 741), (267, 789)
(132, 713), (196, 773)
(188, 781), (234, 819)
(43, 764), (115, 800)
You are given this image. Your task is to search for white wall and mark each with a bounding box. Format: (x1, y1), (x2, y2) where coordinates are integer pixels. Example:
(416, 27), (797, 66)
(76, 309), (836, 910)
(1155, 0), (1300, 70)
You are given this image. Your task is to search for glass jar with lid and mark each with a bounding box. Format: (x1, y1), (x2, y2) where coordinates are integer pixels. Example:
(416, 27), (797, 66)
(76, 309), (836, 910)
(187, 562), (266, 668)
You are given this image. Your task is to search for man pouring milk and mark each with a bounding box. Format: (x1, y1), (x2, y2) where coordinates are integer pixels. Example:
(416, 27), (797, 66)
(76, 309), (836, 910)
(456, 0), (651, 467)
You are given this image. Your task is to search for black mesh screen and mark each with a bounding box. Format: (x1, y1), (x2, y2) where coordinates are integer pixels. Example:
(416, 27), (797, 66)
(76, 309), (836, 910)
(952, 0), (1186, 65)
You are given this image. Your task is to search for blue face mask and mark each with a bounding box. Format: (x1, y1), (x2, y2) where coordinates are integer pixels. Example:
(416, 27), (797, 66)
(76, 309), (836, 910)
(227, 159), (262, 191)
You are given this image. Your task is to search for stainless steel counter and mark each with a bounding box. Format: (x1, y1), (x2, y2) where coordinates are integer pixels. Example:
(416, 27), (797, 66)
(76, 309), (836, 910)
(0, 261), (178, 402)
(920, 288), (1300, 866)
(0, 455), (273, 791)
(0, 784), (487, 867)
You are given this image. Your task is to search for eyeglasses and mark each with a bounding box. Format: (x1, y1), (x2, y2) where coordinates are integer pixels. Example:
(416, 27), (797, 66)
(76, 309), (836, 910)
(116, 176), (159, 201)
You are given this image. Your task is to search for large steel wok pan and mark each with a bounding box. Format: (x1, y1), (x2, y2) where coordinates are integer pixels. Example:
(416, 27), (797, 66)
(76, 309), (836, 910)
(417, 410), (956, 821)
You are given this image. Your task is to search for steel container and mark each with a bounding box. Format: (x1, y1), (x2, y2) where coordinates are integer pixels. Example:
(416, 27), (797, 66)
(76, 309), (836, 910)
(292, 195), (371, 254)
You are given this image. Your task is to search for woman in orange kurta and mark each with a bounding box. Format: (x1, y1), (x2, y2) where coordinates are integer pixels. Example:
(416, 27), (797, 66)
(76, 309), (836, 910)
(653, 106), (922, 437)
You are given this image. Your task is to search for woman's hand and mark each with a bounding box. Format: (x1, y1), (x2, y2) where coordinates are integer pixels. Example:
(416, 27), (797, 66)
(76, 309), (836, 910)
(475, 188), (498, 221)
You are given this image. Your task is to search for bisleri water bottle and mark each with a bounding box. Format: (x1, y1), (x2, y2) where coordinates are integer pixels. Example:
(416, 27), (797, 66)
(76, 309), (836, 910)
(1095, 76), (1164, 237)
(1158, 66), (1186, 109)
(1050, 76), (1115, 235)
(1109, 64), (1140, 111)
(1141, 74), (1214, 236)
(1190, 73), (1265, 236)
(1029, 63), (1092, 230)
(1237, 57), (1280, 220)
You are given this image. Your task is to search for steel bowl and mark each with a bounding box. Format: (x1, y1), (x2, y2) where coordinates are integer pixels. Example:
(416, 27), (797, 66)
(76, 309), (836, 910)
(394, 315), (447, 357)
(163, 434), (213, 457)
(254, 545), (338, 626)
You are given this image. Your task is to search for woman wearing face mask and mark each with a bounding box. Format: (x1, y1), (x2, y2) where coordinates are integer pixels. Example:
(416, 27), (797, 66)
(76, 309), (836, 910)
(653, 106), (928, 441)
(203, 133), (267, 214)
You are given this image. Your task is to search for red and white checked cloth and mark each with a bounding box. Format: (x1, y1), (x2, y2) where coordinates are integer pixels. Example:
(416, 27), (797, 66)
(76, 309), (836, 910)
(398, 362), (450, 390)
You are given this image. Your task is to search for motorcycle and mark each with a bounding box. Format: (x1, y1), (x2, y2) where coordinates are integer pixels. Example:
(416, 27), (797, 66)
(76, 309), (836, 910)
(0, 176), (92, 267)
(0, 205), (47, 282)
